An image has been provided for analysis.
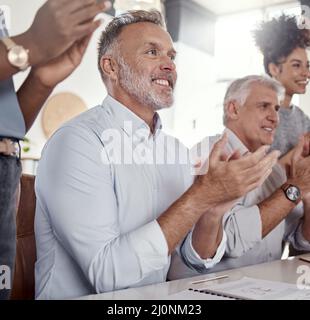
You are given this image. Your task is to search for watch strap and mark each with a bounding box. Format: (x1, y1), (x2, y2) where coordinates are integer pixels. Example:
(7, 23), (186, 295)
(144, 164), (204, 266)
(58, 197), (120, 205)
(281, 182), (302, 204)
(1, 37), (17, 50)
(281, 182), (291, 192)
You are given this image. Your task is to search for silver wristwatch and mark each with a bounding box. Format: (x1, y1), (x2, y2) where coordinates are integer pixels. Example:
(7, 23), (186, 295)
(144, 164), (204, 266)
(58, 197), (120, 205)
(281, 183), (301, 204)
(1, 37), (29, 71)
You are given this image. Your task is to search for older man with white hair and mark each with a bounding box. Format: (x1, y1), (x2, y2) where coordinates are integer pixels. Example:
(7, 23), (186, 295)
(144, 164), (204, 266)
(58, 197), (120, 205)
(169, 75), (310, 279)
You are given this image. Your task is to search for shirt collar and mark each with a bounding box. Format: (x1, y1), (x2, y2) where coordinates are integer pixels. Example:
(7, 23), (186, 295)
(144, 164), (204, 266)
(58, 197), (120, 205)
(224, 128), (249, 155)
(102, 95), (163, 138)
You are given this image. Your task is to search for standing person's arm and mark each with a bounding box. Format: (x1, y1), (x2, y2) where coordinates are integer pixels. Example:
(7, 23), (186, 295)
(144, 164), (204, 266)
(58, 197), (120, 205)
(17, 35), (92, 132)
(0, 0), (110, 81)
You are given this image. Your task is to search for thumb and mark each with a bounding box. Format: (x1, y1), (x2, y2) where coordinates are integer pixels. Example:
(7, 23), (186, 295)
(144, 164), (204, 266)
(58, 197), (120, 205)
(209, 133), (228, 166)
(227, 149), (242, 161)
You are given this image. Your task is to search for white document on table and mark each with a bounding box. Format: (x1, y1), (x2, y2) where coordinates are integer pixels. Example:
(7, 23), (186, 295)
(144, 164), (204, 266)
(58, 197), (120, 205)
(193, 277), (310, 300)
(163, 289), (234, 300)
(163, 277), (310, 300)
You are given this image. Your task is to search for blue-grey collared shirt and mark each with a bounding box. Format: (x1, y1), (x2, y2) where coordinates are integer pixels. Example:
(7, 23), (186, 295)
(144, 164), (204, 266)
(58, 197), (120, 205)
(0, 9), (25, 139)
(35, 95), (226, 299)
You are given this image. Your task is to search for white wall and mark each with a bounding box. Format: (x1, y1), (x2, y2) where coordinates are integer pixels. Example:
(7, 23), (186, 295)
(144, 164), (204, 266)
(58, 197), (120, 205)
(172, 42), (224, 148)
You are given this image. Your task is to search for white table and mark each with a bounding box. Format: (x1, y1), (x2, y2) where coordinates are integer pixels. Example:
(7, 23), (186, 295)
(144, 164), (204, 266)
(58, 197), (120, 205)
(78, 253), (310, 300)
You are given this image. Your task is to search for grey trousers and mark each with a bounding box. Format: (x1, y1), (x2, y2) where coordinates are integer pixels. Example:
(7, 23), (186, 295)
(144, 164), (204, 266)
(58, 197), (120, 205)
(0, 155), (21, 300)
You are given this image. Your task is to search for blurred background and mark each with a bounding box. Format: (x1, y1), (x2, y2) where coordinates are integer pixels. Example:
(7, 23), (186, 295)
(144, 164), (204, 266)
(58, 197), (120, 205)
(1, 0), (309, 174)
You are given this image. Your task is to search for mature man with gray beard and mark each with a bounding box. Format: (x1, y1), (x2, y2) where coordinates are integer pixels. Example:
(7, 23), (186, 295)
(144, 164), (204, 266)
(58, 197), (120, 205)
(34, 10), (279, 300)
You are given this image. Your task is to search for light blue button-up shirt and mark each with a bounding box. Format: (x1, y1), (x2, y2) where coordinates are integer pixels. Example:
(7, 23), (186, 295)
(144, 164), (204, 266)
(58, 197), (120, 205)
(35, 95), (226, 299)
(0, 9), (25, 139)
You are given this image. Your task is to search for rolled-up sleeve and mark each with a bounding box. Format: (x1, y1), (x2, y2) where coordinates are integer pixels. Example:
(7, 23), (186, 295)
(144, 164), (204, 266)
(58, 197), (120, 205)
(224, 204), (262, 258)
(293, 224), (310, 250)
(179, 230), (227, 272)
(223, 162), (287, 258)
(36, 125), (168, 293)
(285, 202), (310, 251)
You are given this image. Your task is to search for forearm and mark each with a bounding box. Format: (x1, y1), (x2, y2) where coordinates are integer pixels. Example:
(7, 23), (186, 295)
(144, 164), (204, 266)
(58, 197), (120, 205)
(0, 31), (44, 81)
(192, 213), (224, 259)
(17, 69), (53, 132)
(258, 189), (296, 238)
(157, 182), (219, 255)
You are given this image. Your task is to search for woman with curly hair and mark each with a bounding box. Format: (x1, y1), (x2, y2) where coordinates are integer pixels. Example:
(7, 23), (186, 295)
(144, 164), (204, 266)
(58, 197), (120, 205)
(254, 14), (310, 155)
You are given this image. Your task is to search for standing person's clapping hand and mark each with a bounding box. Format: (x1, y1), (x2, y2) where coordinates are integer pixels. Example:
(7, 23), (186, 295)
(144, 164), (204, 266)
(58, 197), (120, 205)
(0, 0), (112, 130)
(0, 0), (112, 81)
(26, 0), (111, 65)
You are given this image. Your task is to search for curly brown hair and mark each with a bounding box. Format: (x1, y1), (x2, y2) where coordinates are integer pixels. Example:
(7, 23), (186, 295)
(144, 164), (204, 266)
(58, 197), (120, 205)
(253, 14), (310, 75)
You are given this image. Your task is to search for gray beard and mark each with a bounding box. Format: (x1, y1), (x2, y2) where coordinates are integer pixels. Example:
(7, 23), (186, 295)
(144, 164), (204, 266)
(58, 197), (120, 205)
(117, 56), (174, 111)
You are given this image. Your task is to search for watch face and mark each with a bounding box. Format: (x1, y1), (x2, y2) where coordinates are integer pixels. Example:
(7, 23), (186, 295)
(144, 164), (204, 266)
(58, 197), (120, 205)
(8, 45), (29, 69)
(286, 186), (301, 202)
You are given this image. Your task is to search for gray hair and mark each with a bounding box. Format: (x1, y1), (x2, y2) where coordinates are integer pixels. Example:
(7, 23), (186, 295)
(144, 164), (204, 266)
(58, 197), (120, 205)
(97, 10), (165, 81)
(223, 75), (285, 125)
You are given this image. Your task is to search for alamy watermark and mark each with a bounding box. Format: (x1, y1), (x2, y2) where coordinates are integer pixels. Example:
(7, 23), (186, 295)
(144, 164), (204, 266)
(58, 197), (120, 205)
(99, 121), (211, 175)
(0, 265), (11, 290)
(296, 264), (310, 290)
